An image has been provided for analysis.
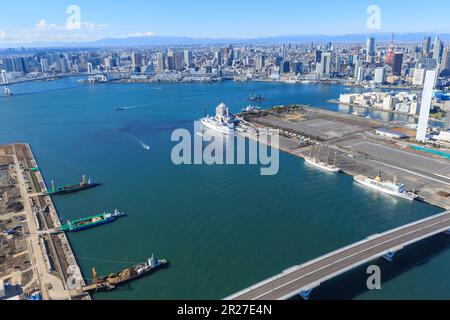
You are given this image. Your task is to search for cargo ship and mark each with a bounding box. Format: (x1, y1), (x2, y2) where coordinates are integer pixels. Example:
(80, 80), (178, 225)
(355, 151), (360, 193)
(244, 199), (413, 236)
(47, 175), (101, 196)
(58, 210), (126, 232)
(82, 254), (168, 293)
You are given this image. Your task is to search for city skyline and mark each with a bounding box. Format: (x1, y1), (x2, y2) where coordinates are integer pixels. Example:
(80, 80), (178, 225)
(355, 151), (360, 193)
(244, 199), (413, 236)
(1, 0), (450, 46)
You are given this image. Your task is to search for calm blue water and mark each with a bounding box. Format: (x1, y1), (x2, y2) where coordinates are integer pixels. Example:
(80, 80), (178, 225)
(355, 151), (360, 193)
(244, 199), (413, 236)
(0, 78), (448, 300)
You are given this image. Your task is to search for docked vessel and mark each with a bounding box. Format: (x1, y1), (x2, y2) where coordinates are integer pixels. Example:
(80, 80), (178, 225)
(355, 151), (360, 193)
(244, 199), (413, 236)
(354, 173), (418, 201)
(242, 105), (261, 113)
(304, 157), (341, 173)
(47, 175), (101, 196)
(82, 254), (168, 293)
(58, 210), (126, 232)
(200, 102), (239, 135)
(304, 148), (341, 173)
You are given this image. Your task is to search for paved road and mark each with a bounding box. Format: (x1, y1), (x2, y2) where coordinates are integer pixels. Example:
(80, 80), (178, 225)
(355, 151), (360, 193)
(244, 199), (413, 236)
(227, 211), (450, 300)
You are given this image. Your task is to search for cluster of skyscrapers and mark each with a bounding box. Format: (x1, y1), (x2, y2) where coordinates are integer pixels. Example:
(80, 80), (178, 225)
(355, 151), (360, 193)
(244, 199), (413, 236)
(1, 36), (449, 88)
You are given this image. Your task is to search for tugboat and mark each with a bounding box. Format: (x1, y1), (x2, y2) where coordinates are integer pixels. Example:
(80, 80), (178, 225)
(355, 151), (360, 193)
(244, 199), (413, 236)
(47, 175), (101, 196)
(82, 254), (169, 293)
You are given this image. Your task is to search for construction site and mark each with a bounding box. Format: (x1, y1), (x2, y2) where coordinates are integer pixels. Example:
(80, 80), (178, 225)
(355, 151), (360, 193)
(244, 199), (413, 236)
(0, 143), (89, 300)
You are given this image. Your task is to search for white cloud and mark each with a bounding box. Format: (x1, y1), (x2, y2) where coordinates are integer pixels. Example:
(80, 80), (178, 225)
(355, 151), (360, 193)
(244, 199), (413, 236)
(35, 19), (110, 32)
(36, 19), (61, 31)
(80, 22), (110, 32)
(128, 31), (155, 37)
(0, 31), (6, 39)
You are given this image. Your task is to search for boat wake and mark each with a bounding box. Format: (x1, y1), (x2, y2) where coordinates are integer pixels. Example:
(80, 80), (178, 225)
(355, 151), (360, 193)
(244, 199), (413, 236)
(125, 133), (151, 151)
(139, 141), (151, 150)
(115, 104), (148, 111)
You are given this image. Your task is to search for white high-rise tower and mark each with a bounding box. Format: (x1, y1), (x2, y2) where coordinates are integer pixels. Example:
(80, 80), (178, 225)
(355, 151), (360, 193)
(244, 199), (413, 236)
(416, 70), (437, 143)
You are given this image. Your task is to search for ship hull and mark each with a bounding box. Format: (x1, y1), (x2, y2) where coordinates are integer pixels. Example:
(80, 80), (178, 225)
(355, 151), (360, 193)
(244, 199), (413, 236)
(354, 176), (417, 201)
(304, 158), (341, 173)
(67, 217), (115, 232)
(83, 261), (169, 293)
(201, 118), (235, 135)
(48, 183), (101, 196)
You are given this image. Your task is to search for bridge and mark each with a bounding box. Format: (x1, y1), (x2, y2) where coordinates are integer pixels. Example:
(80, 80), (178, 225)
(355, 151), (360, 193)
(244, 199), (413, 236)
(225, 211), (450, 301)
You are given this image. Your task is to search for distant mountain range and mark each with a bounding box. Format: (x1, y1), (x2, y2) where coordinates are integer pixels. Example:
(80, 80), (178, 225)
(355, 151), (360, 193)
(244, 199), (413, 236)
(1, 32), (450, 49)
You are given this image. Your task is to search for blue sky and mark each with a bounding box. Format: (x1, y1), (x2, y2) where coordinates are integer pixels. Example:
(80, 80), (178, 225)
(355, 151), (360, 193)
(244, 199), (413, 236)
(0, 0), (449, 44)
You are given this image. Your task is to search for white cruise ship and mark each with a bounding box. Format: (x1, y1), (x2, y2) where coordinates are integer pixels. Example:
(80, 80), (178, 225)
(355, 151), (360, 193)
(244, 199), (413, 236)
(200, 103), (239, 135)
(354, 174), (418, 201)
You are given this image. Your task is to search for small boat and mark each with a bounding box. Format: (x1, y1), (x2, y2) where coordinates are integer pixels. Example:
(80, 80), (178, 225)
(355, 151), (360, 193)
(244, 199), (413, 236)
(242, 105), (261, 113)
(115, 107), (126, 111)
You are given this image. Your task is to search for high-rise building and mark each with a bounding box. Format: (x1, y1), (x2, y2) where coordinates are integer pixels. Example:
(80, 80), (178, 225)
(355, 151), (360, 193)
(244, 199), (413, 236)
(422, 36), (431, 56)
(433, 37), (444, 63)
(280, 61), (290, 74)
(356, 67), (366, 82)
(366, 37), (375, 63)
(214, 51), (222, 65)
(291, 62), (303, 75)
(256, 56), (265, 71)
(392, 53), (404, 75)
(412, 68), (426, 86)
(183, 50), (192, 69)
(315, 50), (322, 63)
(40, 58), (49, 73)
(416, 58), (438, 70)
(440, 47), (450, 76)
(374, 67), (386, 84)
(416, 70), (437, 143)
(281, 44), (287, 60)
(87, 62), (93, 75)
(156, 52), (166, 72)
(59, 58), (69, 73)
(131, 51), (143, 68)
(319, 52), (331, 76)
